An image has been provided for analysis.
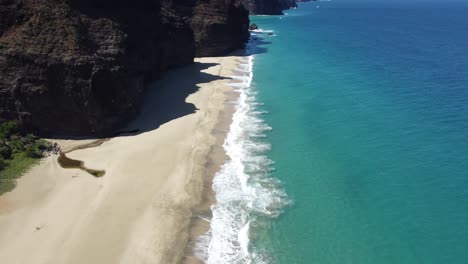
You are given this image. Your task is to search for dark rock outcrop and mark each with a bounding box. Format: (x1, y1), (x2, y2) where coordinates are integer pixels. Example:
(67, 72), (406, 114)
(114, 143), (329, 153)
(249, 23), (259, 30)
(0, 0), (249, 136)
(242, 0), (297, 15)
(192, 0), (249, 57)
(280, 0), (298, 11)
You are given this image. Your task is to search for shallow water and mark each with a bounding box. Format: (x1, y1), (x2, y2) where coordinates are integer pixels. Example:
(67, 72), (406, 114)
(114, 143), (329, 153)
(252, 1), (468, 263)
(202, 1), (468, 263)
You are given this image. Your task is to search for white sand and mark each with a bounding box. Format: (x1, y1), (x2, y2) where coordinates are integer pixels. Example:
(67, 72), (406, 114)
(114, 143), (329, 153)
(0, 55), (244, 264)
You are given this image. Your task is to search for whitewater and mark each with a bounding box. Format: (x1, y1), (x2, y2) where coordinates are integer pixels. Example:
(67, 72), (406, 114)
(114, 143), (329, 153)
(195, 34), (290, 264)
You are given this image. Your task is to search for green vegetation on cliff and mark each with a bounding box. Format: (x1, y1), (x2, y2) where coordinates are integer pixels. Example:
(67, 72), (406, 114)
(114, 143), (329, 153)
(0, 121), (50, 195)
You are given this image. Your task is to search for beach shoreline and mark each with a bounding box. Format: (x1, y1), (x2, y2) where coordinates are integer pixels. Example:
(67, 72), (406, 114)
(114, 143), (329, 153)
(183, 83), (240, 264)
(0, 54), (245, 264)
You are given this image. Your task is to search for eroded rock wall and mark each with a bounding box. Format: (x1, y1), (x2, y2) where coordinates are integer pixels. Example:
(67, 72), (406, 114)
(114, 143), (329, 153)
(242, 0), (297, 15)
(0, 0), (249, 135)
(192, 0), (250, 56)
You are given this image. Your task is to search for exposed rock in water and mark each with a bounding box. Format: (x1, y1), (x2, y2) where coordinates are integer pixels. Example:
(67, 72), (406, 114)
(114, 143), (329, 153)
(249, 23), (259, 30)
(0, 0), (249, 136)
(192, 0), (250, 57)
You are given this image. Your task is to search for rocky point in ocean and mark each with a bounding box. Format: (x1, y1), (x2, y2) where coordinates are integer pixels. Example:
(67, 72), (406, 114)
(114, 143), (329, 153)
(249, 23), (259, 30)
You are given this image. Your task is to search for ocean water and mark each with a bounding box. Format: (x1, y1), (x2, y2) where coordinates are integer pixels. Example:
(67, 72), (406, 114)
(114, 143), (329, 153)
(200, 1), (468, 263)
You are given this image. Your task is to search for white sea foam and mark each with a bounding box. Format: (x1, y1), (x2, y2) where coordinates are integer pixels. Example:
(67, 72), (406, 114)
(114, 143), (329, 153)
(250, 29), (275, 33)
(195, 38), (290, 264)
(239, 221), (250, 256)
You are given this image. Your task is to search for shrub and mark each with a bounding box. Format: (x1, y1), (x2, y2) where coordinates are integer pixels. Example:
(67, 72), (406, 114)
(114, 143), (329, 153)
(8, 138), (25, 153)
(25, 145), (42, 159)
(35, 139), (50, 151)
(0, 121), (21, 139)
(22, 134), (37, 144)
(0, 144), (12, 159)
(0, 158), (6, 171)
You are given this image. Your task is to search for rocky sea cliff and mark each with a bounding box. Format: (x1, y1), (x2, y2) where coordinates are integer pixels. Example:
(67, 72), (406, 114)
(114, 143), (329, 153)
(0, 0), (310, 136)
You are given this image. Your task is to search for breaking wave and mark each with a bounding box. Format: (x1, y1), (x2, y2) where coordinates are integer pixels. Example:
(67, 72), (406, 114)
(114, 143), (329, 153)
(195, 37), (290, 264)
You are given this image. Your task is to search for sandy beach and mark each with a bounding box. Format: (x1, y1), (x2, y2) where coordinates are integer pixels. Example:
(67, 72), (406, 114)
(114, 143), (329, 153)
(0, 55), (243, 264)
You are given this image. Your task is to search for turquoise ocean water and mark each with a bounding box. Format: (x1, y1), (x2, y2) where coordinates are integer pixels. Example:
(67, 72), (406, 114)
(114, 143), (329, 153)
(242, 1), (468, 263)
(198, 1), (468, 263)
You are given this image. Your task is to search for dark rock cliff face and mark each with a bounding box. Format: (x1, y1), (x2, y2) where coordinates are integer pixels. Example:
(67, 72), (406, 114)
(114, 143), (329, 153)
(280, 0), (297, 11)
(192, 0), (249, 57)
(242, 0), (297, 15)
(0, 0), (248, 136)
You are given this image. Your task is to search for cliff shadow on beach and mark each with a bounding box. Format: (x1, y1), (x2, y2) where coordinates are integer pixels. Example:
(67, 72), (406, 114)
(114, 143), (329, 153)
(49, 34), (272, 141)
(126, 62), (230, 134)
(112, 35), (271, 136)
(52, 61), (229, 175)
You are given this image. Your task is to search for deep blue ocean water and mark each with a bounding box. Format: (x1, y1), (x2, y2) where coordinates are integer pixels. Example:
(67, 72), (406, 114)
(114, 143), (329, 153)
(248, 1), (468, 263)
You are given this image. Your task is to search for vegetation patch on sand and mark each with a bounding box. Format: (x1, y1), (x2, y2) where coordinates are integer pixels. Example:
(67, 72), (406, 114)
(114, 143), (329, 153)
(0, 121), (51, 195)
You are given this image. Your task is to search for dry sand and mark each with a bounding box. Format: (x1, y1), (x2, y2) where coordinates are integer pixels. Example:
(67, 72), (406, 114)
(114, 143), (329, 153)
(0, 55), (245, 264)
